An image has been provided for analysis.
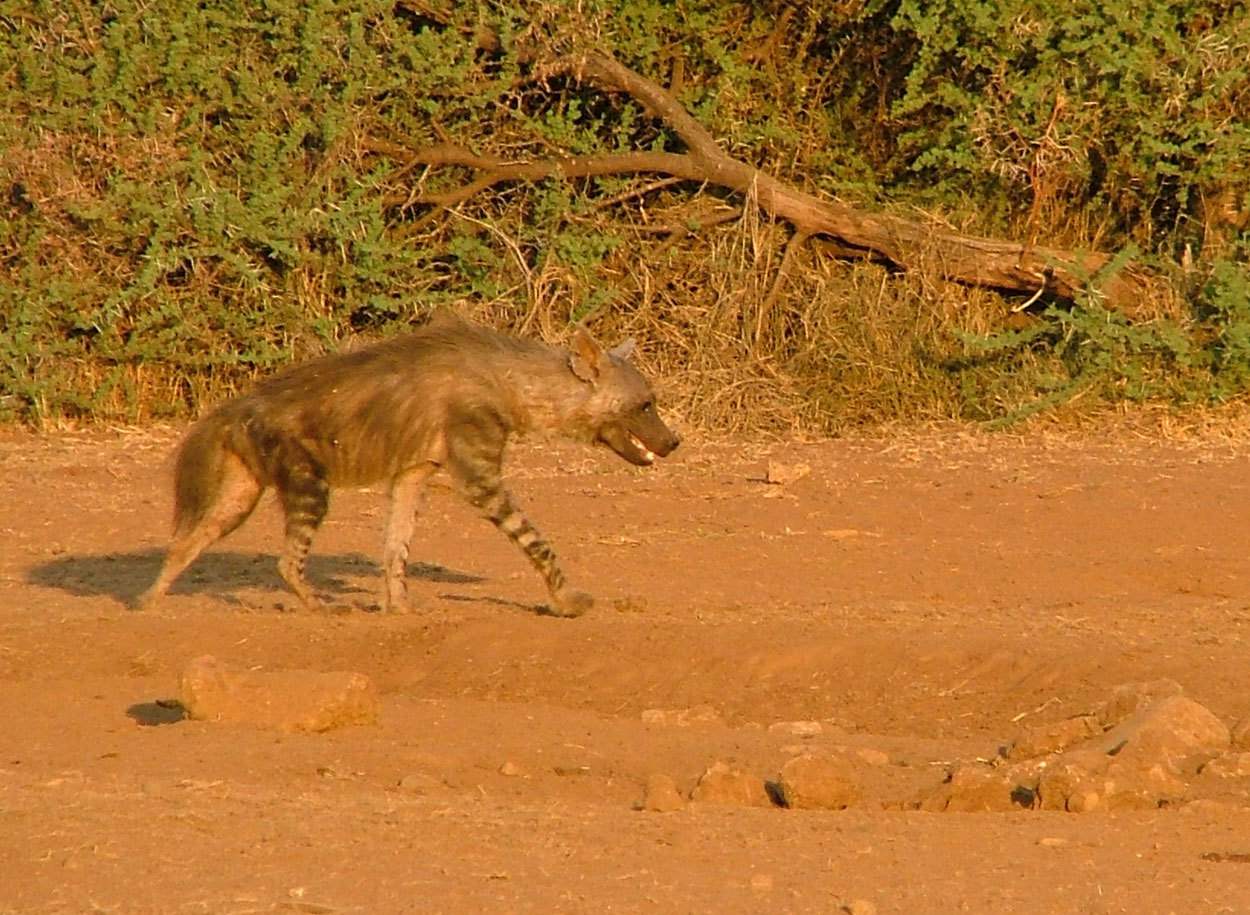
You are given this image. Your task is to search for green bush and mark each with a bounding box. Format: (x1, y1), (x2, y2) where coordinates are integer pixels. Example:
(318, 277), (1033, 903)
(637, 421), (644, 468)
(1, 0), (1247, 428)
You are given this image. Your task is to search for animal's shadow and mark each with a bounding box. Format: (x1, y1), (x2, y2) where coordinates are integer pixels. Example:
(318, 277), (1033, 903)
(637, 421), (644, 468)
(27, 548), (486, 608)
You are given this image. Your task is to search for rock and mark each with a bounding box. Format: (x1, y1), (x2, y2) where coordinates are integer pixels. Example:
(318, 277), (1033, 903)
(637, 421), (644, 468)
(775, 753), (860, 810)
(1200, 751), (1250, 778)
(1009, 715), (1103, 759)
(1230, 718), (1250, 749)
(1036, 749), (1108, 812)
(1094, 679), (1184, 729)
(1024, 691), (1228, 812)
(852, 747), (891, 767)
(499, 761), (525, 777)
(1092, 695), (1228, 772)
(927, 763), (1027, 813)
(766, 459), (810, 485)
(844, 900), (877, 915)
(768, 720), (823, 738)
(179, 655), (378, 732)
(641, 774), (686, 812)
(396, 772), (445, 795)
(1036, 738), (1194, 813)
(1101, 758), (1189, 810)
(690, 761), (773, 807)
(640, 705), (721, 727)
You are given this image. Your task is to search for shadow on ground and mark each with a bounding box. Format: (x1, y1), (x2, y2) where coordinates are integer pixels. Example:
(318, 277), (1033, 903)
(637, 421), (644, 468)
(27, 549), (485, 606)
(126, 700), (188, 727)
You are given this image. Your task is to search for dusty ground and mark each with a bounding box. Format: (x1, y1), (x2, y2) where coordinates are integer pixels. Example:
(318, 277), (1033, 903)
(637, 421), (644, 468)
(3, 423), (1250, 914)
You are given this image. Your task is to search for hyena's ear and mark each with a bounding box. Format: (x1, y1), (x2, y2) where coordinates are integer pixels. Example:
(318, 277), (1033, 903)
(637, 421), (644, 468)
(568, 328), (607, 384)
(609, 338), (637, 362)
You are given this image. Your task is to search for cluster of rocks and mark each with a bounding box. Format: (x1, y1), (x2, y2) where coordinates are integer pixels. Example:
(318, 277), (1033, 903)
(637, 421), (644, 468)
(641, 680), (1250, 814)
(640, 713), (878, 813)
(922, 679), (1249, 813)
(167, 659), (1248, 814)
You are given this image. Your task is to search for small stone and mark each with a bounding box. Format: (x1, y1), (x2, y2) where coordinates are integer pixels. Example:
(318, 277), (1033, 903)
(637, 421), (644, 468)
(641, 774), (686, 812)
(640, 705), (722, 727)
(396, 773), (444, 794)
(1065, 789), (1102, 813)
(690, 761), (772, 807)
(766, 459), (810, 485)
(1036, 749), (1107, 812)
(776, 753), (860, 810)
(844, 900), (877, 915)
(750, 874), (774, 891)
(499, 761), (524, 777)
(853, 748), (891, 767)
(1038, 837), (1067, 848)
(768, 720), (822, 738)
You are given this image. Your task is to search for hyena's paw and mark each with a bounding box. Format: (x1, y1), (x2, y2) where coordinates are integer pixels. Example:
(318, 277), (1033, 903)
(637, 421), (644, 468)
(379, 596), (415, 614)
(274, 592), (327, 613)
(382, 581), (411, 614)
(546, 588), (594, 618)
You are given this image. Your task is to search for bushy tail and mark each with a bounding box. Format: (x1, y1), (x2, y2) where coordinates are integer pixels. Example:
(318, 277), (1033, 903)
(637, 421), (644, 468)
(171, 411), (239, 538)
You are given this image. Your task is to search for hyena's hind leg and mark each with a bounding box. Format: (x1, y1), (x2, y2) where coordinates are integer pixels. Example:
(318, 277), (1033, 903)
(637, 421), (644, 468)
(380, 462), (438, 612)
(444, 411), (594, 618)
(274, 451), (331, 609)
(136, 452), (263, 610)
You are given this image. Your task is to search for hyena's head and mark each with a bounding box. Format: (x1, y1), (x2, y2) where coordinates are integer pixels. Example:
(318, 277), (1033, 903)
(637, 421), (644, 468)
(567, 329), (680, 467)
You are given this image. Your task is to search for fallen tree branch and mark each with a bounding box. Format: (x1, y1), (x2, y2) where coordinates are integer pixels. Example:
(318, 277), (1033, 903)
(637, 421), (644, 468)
(369, 49), (1152, 312)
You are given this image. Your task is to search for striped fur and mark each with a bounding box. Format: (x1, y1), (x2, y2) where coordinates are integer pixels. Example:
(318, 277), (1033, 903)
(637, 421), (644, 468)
(138, 313), (679, 616)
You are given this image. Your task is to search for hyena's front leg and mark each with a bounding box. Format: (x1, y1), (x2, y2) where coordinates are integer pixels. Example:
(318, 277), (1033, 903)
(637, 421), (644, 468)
(381, 462), (438, 612)
(445, 411), (594, 617)
(274, 450), (331, 609)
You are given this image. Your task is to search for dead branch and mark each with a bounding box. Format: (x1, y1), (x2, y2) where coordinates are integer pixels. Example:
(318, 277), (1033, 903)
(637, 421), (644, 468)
(371, 49), (1151, 312)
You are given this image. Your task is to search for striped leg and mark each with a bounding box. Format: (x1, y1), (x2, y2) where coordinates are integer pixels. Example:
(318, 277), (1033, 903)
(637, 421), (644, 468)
(275, 451), (330, 609)
(445, 412), (593, 617)
(381, 462), (438, 612)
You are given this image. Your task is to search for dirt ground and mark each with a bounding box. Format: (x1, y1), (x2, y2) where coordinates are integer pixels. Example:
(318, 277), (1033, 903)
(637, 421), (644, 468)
(3, 423), (1250, 914)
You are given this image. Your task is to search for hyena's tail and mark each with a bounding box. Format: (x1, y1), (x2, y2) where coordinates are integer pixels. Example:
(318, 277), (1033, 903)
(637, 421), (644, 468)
(138, 407), (264, 610)
(171, 407), (252, 537)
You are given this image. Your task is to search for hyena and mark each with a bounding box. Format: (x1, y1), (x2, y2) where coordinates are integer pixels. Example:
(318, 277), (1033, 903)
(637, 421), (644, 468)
(137, 313), (680, 616)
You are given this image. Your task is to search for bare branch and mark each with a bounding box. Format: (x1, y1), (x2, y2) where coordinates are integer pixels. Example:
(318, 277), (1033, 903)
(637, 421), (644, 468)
(374, 50), (1152, 312)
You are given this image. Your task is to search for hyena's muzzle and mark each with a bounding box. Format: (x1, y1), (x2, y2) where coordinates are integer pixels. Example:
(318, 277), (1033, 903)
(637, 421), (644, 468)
(598, 399), (681, 467)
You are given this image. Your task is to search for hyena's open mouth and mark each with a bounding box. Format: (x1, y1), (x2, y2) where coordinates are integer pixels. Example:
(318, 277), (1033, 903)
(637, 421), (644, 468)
(599, 424), (675, 467)
(629, 434), (657, 465)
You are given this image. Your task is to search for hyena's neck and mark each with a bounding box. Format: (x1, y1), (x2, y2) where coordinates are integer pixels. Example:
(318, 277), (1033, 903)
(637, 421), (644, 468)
(504, 350), (596, 442)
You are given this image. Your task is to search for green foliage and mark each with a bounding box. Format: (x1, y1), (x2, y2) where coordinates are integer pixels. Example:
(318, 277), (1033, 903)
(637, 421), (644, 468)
(957, 255), (1250, 426)
(1, 0), (1248, 428)
(883, 0), (1250, 252)
(2, 0), (438, 420)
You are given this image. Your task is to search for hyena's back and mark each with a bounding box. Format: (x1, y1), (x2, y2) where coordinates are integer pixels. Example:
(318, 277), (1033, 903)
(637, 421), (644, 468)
(140, 316), (679, 615)
(206, 321), (547, 492)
